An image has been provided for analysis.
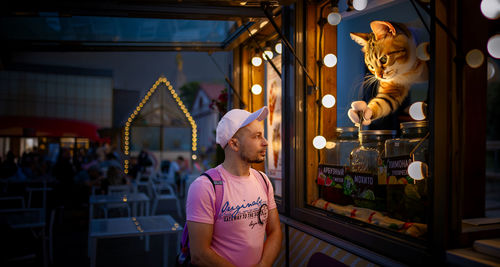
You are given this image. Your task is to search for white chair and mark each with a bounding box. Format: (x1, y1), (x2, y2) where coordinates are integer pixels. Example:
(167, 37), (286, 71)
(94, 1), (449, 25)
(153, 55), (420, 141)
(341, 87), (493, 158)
(49, 206), (64, 264)
(104, 185), (133, 218)
(135, 173), (154, 198)
(151, 182), (182, 218)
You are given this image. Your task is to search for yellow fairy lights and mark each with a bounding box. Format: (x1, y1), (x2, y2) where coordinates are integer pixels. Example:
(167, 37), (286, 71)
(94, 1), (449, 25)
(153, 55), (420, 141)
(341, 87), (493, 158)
(123, 76), (198, 174)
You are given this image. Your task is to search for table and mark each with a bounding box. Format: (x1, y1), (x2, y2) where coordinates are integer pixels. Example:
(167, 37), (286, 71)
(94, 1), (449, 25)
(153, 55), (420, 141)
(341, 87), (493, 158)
(89, 193), (150, 220)
(88, 215), (182, 267)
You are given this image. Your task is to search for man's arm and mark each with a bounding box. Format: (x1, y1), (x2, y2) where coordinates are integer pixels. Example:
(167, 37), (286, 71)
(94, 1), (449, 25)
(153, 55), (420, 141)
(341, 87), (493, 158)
(187, 221), (236, 267)
(256, 208), (282, 267)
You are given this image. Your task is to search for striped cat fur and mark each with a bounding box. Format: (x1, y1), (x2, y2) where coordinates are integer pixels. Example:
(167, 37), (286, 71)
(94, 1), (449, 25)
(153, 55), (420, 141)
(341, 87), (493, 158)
(348, 21), (428, 125)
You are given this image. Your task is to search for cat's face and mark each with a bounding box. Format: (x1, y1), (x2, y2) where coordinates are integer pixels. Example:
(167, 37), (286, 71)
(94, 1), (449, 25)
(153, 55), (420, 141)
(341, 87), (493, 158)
(351, 21), (415, 82)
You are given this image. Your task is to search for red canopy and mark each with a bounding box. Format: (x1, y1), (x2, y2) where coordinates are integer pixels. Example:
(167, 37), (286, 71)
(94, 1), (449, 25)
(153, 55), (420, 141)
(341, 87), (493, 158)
(0, 116), (105, 142)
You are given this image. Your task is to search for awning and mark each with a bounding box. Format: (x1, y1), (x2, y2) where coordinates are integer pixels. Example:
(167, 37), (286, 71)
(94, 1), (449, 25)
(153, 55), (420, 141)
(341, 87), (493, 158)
(0, 116), (105, 141)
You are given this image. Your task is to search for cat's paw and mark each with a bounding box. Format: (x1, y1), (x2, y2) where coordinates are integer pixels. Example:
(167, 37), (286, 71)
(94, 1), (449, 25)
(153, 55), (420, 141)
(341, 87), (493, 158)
(348, 101), (373, 125)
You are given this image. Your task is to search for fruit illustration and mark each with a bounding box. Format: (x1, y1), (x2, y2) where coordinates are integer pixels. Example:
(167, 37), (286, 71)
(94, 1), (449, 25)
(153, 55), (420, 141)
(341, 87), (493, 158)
(325, 176), (333, 186)
(343, 175), (355, 195)
(334, 184), (342, 189)
(361, 190), (375, 200)
(317, 173), (326, 185)
(398, 178), (408, 184)
(388, 176), (398, 184)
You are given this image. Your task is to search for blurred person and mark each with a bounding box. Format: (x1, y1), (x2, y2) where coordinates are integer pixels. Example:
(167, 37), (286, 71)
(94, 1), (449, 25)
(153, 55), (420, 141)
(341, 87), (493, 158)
(137, 149), (153, 173)
(0, 151), (18, 179)
(168, 156), (185, 195)
(52, 148), (76, 207)
(186, 106), (281, 267)
(101, 166), (129, 194)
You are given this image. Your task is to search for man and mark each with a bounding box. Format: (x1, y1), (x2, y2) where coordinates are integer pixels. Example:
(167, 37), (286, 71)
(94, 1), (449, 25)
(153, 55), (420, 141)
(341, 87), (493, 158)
(186, 106), (282, 267)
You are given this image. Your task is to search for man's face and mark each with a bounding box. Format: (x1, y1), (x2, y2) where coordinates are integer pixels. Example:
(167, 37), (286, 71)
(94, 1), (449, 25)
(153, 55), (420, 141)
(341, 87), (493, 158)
(232, 120), (268, 163)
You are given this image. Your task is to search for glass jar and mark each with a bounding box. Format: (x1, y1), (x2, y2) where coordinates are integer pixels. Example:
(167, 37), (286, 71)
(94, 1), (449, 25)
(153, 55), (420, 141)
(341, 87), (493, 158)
(325, 127), (359, 166)
(348, 130), (396, 210)
(384, 121), (429, 223)
(320, 127), (359, 205)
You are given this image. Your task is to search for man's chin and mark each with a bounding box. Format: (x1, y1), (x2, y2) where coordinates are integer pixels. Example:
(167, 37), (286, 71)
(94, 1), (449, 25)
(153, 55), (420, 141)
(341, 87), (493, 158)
(248, 158), (265, 164)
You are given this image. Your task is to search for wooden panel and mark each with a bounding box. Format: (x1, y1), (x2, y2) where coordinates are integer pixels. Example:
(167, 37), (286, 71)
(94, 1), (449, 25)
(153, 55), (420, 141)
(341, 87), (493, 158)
(433, 0), (454, 252)
(461, 0), (487, 219)
(320, 2), (338, 148)
(305, 1), (319, 205)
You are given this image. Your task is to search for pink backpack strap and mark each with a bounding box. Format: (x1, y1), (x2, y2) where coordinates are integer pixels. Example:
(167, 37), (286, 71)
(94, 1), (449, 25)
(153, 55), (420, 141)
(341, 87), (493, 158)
(202, 168), (224, 221)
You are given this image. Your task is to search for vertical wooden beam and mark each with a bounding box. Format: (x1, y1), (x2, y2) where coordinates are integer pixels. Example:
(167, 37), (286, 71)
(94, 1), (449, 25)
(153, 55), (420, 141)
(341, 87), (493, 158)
(305, 1), (319, 204)
(320, 3), (338, 149)
(460, 0), (487, 219)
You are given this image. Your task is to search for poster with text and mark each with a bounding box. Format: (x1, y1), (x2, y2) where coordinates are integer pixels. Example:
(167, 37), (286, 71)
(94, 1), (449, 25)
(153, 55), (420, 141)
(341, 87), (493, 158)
(266, 55), (282, 195)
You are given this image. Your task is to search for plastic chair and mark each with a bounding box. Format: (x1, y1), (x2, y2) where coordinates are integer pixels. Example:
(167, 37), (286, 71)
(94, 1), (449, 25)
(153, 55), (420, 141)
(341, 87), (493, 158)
(151, 182), (182, 218)
(135, 172), (154, 198)
(49, 206), (64, 264)
(104, 185), (133, 218)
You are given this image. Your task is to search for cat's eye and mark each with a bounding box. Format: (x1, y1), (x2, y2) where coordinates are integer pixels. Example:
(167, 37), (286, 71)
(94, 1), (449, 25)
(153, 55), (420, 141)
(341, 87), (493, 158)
(367, 64), (374, 69)
(380, 56), (387, 64)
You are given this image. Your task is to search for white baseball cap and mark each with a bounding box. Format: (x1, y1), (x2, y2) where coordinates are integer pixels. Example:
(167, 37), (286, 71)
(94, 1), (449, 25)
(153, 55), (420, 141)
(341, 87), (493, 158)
(216, 106), (269, 148)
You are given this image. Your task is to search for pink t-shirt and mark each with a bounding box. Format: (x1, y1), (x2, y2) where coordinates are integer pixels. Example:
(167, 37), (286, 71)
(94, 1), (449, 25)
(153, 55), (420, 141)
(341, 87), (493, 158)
(186, 164), (276, 267)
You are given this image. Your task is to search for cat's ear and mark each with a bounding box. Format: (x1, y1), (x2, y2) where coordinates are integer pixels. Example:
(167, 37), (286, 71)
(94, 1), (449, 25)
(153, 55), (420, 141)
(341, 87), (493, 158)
(370, 21), (397, 40)
(350, 33), (370, 47)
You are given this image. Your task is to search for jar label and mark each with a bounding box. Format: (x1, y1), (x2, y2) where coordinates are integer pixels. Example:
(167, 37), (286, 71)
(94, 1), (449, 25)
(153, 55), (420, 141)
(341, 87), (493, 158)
(317, 164), (345, 188)
(347, 172), (376, 200)
(385, 156), (414, 184)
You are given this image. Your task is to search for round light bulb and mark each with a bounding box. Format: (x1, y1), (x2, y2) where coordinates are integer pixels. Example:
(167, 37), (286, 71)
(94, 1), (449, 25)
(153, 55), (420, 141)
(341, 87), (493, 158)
(480, 0), (500, 19)
(252, 56), (263, 67)
(321, 94), (336, 108)
(251, 84), (263, 95)
(275, 43), (282, 54)
(263, 50), (274, 60)
(466, 49), (485, 68)
(488, 60), (496, 80)
(408, 161), (427, 180)
(313, 135), (327, 149)
(325, 141), (336, 149)
(353, 0), (368, 10)
(323, 53), (337, 68)
(192, 154), (198, 160)
(327, 12), (342, 26)
(416, 42), (430, 61)
(409, 101), (426, 120)
(487, 34), (500, 59)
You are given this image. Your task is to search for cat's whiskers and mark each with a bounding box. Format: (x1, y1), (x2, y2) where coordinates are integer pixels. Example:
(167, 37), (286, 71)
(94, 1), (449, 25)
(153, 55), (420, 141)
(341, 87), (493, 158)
(362, 74), (379, 89)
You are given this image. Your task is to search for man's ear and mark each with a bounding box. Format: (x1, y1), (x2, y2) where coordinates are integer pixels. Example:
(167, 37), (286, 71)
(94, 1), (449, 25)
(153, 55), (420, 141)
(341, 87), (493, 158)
(227, 138), (239, 152)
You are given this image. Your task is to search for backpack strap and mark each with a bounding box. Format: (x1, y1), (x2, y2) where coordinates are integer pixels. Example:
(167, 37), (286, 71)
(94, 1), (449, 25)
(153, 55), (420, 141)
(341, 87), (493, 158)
(180, 168), (224, 251)
(250, 168), (270, 194)
(201, 168), (224, 221)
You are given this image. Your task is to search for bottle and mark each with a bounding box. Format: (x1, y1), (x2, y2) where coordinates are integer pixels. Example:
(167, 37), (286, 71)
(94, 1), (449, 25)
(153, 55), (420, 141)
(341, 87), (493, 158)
(348, 130), (396, 211)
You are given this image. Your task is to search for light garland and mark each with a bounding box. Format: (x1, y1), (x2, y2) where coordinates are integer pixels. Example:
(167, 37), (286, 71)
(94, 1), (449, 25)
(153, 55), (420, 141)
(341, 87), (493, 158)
(123, 76), (198, 174)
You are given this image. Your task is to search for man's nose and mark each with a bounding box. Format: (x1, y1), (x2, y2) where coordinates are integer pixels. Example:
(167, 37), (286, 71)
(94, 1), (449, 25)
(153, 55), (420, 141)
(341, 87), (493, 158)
(262, 138), (268, 146)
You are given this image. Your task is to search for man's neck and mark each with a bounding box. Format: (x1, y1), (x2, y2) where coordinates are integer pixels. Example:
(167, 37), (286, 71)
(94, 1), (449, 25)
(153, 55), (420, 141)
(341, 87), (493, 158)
(222, 158), (251, 177)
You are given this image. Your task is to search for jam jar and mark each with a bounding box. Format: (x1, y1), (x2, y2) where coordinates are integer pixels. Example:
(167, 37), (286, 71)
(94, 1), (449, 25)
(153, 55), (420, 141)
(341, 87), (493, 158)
(349, 130), (396, 211)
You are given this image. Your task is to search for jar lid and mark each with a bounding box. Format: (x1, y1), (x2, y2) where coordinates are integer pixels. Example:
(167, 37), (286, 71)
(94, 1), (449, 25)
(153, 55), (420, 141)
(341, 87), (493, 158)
(360, 130), (397, 136)
(400, 121), (429, 129)
(336, 127), (358, 133)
